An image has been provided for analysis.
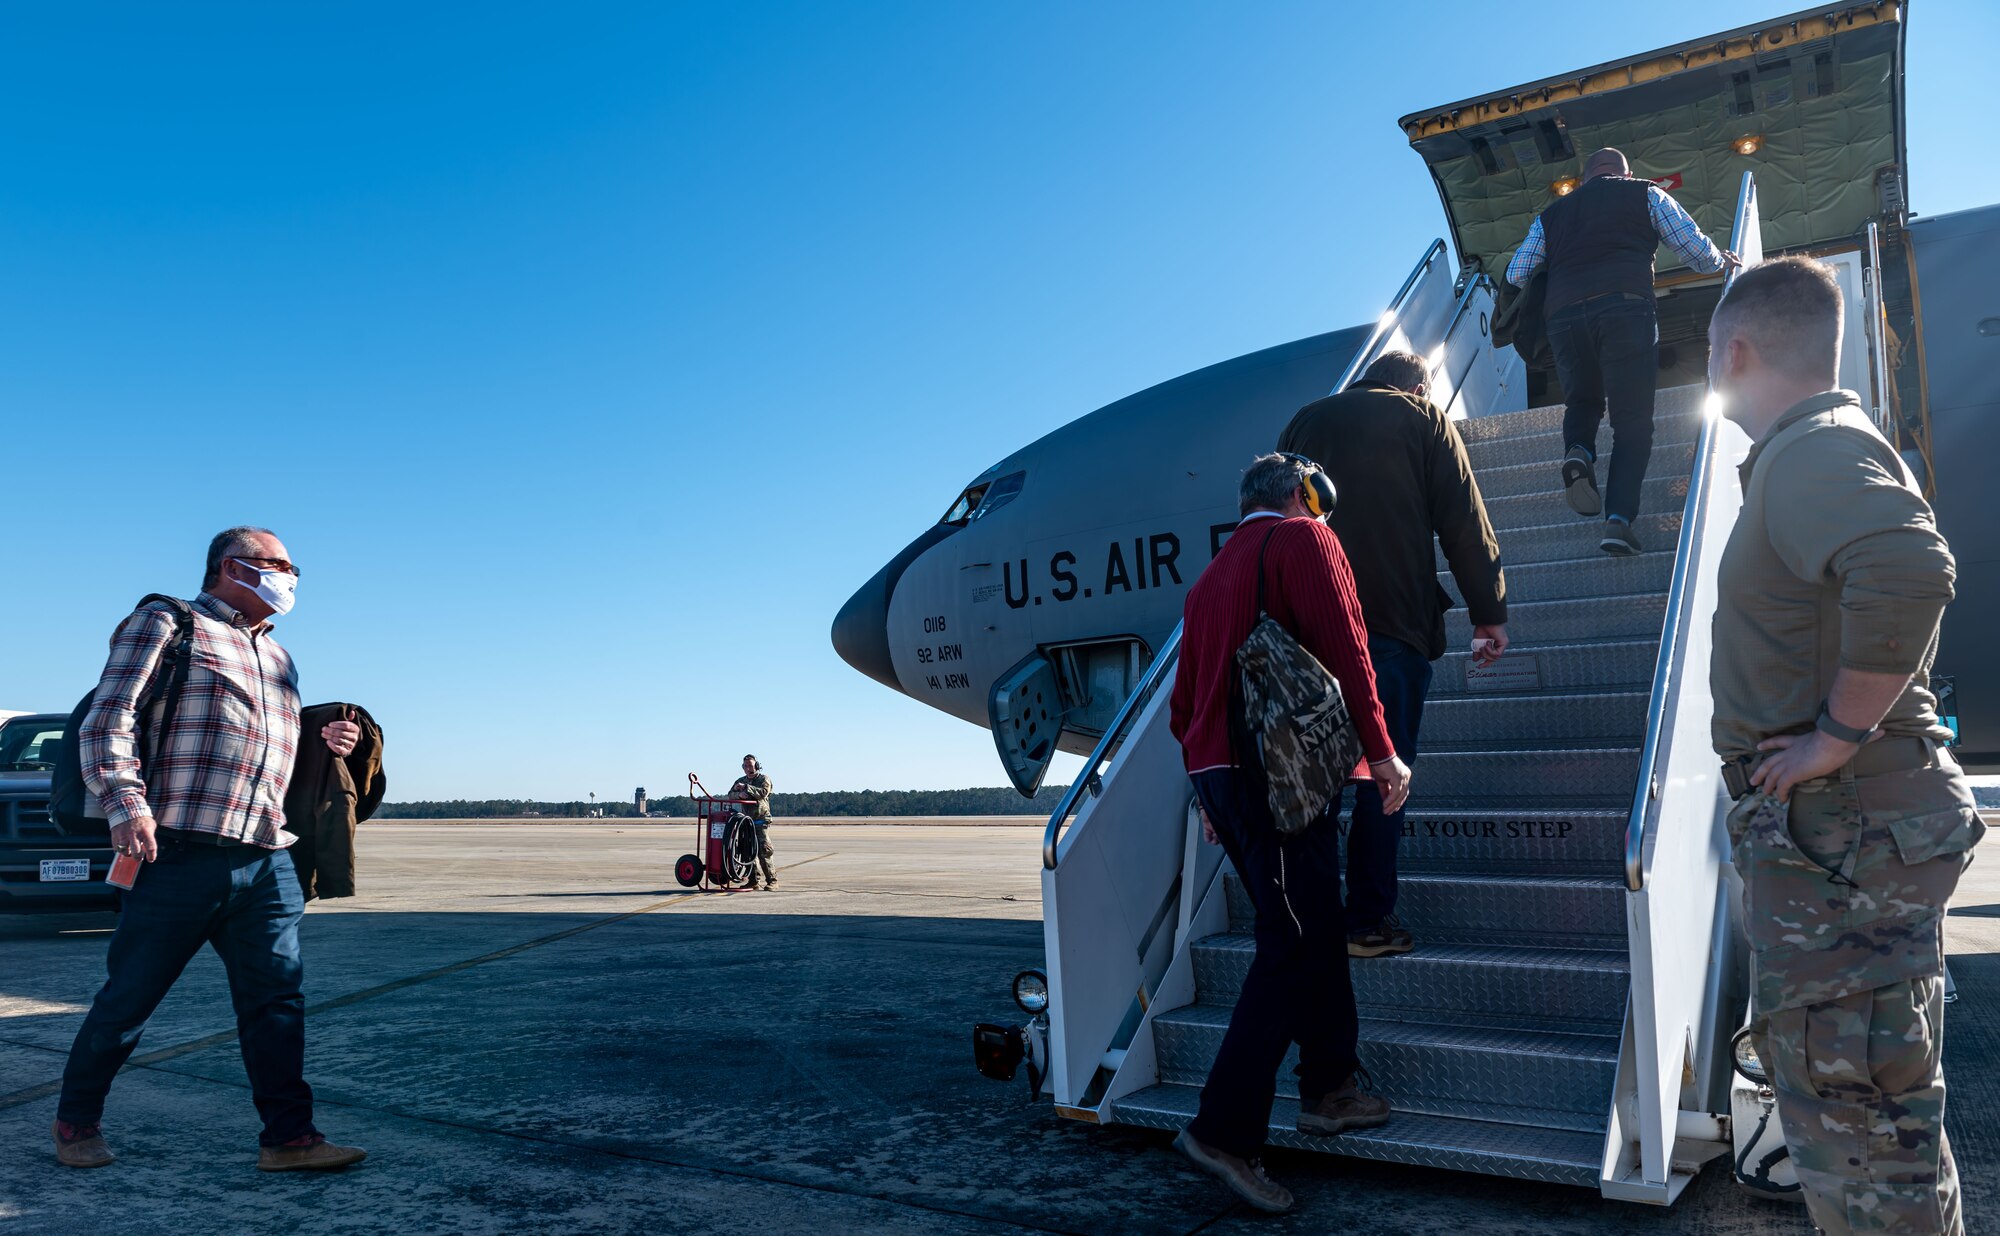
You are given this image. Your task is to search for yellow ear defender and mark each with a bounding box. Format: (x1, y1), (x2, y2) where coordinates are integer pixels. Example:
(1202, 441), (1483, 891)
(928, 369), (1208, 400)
(1281, 453), (1338, 518)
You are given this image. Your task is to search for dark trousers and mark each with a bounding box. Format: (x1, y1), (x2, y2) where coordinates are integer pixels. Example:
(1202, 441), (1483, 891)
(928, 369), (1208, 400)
(1343, 636), (1432, 932)
(1187, 768), (1358, 1158)
(1548, 292), (1659, 522)
(58, 834), (316, 1146)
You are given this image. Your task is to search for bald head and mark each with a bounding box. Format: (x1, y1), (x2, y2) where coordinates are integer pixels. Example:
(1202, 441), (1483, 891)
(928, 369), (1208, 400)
(1583, 148), (1629, 180)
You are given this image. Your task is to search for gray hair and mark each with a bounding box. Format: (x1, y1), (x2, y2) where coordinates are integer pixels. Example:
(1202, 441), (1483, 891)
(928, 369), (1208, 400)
(204, 526), (275, 587)
(1239, 453), (1312, 517)
(1362, 349), (1432, 393)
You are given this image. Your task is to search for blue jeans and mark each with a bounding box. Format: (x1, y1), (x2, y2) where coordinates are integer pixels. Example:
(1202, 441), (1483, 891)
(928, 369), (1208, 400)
(1343, 636), (1432, 932)
(1547, 292), (1659, 522)
(58, 834), (316, 1146)
(1187, 768), (1357, 1157)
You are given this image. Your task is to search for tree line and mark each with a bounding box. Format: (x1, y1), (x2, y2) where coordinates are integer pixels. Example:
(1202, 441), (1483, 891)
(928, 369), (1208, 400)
(375, 785), (1073, 820)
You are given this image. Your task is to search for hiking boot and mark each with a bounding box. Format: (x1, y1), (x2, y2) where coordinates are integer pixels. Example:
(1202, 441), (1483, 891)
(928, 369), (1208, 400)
(1347, 916), (1414, 958)
(52, 1120), (115, 1169)
(257, 1133), (367, 1172)
(762, 877), (779, 890)
(1297, 1073), (1391, 1137)
(1561, 446), (1602, 516)
(1600, 520), (1642, 556)
(1173, 1129), (1293, 1213)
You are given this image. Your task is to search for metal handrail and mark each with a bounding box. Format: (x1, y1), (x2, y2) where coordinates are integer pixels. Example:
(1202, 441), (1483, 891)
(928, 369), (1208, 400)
(1623, 172), (1757, 891)
(1043, 238), (1449, 871)
(1863, 221), (1895, 439)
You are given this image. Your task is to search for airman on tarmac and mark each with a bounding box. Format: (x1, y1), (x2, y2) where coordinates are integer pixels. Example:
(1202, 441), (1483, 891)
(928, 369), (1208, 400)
(1708, 257), (1982, 1234)
(729, 754), (777, 890)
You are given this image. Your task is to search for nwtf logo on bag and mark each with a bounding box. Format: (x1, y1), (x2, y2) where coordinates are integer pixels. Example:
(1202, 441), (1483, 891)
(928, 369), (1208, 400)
(1294, 692), (1353, 754)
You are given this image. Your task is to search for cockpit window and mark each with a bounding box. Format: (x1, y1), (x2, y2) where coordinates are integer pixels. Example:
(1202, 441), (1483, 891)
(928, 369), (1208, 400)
(940, 471), (1025, 527)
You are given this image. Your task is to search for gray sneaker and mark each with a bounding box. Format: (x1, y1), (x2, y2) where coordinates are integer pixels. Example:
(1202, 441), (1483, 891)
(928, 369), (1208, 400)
(1561, 446), (1603, 516)
(1600, 521), (1642, 556)
(1297, 1073), (1392, 1136)
(1173, 1128), (1293, 1213)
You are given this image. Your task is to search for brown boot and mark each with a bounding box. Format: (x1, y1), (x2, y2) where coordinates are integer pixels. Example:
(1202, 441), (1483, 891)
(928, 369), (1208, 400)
(52, 1120), (115, 1168)
(257, 1134), (368, 1172)
(1297, 1072), (1391, 1136)
(1173, 1128), (1292, 1213)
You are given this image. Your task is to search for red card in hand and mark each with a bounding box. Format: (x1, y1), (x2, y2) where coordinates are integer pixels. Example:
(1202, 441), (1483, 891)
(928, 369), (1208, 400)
(107, 853), (142, 890)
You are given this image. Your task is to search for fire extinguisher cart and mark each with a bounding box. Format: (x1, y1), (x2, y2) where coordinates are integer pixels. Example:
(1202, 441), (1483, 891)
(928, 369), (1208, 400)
(674, 773), (762, 890)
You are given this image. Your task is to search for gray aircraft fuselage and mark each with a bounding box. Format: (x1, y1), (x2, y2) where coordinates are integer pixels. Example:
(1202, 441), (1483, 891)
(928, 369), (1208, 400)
(832, 323), (1370, 766)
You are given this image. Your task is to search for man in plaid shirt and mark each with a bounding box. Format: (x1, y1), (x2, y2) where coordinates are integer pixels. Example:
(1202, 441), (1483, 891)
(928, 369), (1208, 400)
(52, 527), (369, 1173)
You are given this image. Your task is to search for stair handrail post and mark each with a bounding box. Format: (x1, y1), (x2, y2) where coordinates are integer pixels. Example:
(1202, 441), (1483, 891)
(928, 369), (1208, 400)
(1605, 171), (1758, 1200)
(1624, 171), (1758, 892)
(1043, 237), (1450, 871)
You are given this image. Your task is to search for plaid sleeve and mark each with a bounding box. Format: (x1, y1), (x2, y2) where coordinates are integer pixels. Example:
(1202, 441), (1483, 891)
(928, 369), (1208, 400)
(1505, 216), (1545, 286)
(79, 606), (176, 828)
(1648, 186), (1725, 273)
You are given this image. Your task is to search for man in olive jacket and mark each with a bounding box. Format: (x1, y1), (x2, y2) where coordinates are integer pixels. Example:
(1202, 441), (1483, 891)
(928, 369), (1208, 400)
(1278, 351), (1508, 957)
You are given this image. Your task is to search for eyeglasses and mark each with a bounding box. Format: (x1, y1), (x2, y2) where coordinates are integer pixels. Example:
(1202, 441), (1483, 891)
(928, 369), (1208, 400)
(235, 556), (301, 578)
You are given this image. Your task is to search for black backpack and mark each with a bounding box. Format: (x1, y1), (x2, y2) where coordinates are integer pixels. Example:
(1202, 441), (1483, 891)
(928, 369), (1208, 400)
(1491, 267), (1550, 368)
(50, 595), (199, 834)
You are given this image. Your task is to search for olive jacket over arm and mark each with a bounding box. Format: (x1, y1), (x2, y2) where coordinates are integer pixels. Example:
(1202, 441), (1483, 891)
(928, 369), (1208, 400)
(283, 702), (386, 900)
(1278, 382), (1507, 660)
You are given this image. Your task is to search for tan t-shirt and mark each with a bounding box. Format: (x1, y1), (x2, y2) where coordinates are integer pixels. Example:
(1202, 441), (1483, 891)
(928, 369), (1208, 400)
(1710, 390), (1956, 761)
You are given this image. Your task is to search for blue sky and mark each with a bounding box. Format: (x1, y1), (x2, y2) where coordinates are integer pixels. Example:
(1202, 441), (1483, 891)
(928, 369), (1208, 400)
(4, 2), (1995, 799)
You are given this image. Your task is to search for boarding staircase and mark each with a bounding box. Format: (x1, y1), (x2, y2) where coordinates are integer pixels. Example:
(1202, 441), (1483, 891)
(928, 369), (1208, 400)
(1103, 386), (1702, 1185)
(1037, 174), (1770, 1205)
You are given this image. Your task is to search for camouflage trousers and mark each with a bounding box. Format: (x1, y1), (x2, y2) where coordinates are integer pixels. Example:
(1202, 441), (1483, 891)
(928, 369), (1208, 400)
(753, 821), (775, 884)
(1753, 979), (1960, 1235)
(1730, 760), (1981, 1235)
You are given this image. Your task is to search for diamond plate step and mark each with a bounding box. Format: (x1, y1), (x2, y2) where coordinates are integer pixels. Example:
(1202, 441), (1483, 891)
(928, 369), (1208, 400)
(1443, 512), (1680, 570)
(1464, 422), (1696, 473)
(1108, 1084), (1606, 1188)
(1150, 1005), (1619, 1132)
(1453, 388), (1704, 444)
(1394, 808), (1629, 876)
(1444, 551), (1673, 606)
(1434, 639), (1661, 697)
(1402, 748), (1638, 809)
(1224, 870), (1626, 950)
(1191, 935), (1630, 1032)
(1474, 441), (1695, 501)
(1447, 593), (1666, 648)
(1419, 691), (1649, 748)
(1481, 473), (1689, 533)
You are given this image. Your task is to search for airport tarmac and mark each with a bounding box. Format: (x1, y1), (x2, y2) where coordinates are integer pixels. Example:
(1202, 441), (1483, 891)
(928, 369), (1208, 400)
(1, 821), (1994, 1235)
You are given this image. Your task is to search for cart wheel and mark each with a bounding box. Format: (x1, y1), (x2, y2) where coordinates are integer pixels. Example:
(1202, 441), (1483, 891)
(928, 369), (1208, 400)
(674, 854), (704, 888)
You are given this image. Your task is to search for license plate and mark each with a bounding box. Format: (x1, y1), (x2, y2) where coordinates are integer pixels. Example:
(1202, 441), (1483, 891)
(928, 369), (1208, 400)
(39, 859), (90, 882)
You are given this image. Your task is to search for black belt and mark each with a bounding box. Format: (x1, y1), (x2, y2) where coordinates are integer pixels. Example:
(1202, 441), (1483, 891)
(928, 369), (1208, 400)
(1721, 736), (1937, 801)
(157, 827), (246, 848)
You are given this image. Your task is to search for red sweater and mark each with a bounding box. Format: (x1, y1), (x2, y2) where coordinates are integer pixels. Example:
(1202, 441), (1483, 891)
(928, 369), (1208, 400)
(1168, 513), (1393, 772)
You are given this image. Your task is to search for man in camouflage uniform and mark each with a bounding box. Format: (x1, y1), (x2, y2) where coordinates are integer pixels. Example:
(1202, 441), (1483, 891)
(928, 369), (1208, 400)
(728, 754), (777, 890)
(1708, 257), (1982, 1234)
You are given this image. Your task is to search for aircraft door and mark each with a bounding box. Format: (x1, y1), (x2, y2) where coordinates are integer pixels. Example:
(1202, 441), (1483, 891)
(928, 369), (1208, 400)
(990, 653), (1063, 797)
(989, 637), (1155, 797)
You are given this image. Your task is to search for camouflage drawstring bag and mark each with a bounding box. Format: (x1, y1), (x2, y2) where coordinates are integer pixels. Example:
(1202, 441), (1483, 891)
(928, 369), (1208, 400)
(1230, 526), (1366, 835)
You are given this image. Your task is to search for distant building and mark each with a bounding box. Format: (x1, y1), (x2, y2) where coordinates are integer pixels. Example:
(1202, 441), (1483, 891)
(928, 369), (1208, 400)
(635, 786), (648, 818)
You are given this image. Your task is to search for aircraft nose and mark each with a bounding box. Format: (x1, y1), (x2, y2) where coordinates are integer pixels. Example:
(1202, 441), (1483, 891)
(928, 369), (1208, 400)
(832, 523), (957, 693)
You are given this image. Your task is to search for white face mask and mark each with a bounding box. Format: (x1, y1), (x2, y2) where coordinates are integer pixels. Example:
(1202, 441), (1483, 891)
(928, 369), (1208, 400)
(233, 559), (298, 617)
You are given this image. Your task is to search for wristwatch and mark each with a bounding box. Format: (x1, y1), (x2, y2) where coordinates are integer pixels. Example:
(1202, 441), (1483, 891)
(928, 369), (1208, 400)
(1816, 704), (1878, 746)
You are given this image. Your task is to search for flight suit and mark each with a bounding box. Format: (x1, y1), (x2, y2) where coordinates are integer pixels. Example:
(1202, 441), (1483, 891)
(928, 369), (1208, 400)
(1713, 390), (1981, 1235)
(729, 771), (776, 887)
